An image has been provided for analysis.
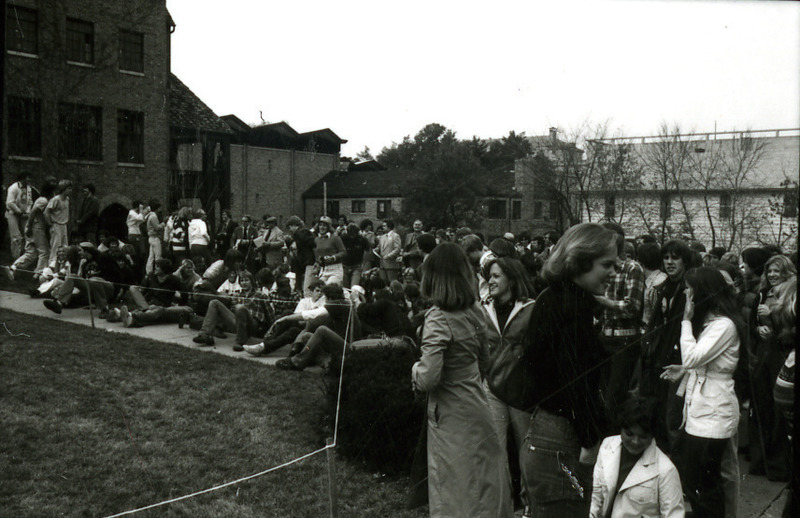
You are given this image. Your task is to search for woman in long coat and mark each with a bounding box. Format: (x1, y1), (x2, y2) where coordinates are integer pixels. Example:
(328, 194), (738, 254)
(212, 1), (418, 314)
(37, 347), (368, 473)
(412, 242), (512, 517)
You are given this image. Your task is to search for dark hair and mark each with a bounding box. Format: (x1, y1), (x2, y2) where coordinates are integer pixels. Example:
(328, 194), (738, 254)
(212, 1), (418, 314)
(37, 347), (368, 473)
(618, 396), (658, 434)
(83, 183), (95, 194)
(223, 248), (243, 269)
(359, 218), (373, 231)
(56, 179), (72, 194)
(148, 199), (161, 212)
(483, 257), (533, 302)
(541, 223), (617, 284)
(420, 242), (477, 311)
(308, 278), (326, 291)
(709, 246), (727, 260)
(661, 239), (693, 267)
(322, 284), (345, 301)
(155, 258), (172, 271)
(40, 177), (58, 199)
(16, 171), (31, 181)
(602, 221), (625, 238)
(346, 222), (360, 237)
(638, 234), (658, 244)
(256, 267), (275, 288)
(384, 219), (395, 230)
(489, 238), (516, 259)
(417, 233), (437, 254)
(741, 247), (772, 277)
(685, 266), (746, 340)
(460, 234), (484, 254)
(285, 215), (304, 228)
(637, 242), (662, 271)
(132, 199), (142, 209)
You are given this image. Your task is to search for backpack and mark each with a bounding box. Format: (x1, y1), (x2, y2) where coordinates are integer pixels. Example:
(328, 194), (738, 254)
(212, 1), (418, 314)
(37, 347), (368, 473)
(486, 300), (537, 411)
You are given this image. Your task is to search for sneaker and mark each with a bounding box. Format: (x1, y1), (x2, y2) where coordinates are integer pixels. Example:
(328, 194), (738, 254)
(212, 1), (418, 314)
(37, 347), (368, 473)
(4, 266), (15, 280)
(243, 342), (266, 356)
(122, 309), (134, 328)
(106, 308), (121, 323)
(118, 305), (129, 326)
(276, 358), (303, 371)
(43, 299), (63, 314)
(232, 343), (244, 352)
(192, 333), (215, 346)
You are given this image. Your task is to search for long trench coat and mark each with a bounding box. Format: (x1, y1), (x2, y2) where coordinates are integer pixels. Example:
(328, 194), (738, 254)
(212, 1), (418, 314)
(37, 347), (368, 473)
(411, 303), (512, 518)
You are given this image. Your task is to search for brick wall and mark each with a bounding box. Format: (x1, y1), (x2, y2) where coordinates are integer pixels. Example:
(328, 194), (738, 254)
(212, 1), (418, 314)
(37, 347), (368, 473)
(3, 0), (171, 221)
(229, 144), (339, 226)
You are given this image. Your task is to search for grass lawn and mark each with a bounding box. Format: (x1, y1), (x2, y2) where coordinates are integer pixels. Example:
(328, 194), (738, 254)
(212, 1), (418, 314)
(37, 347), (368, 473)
(0, 309), (427, 517)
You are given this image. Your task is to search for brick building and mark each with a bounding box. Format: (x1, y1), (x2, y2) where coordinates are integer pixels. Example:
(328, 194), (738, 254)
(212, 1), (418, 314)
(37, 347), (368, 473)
(3, 0), (173, 236)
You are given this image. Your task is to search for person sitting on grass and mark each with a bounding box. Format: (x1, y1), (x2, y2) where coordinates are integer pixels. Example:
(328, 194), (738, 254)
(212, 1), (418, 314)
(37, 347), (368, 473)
(192, 269), (275, 350)
(242, 279), (326, 356)
(42, 242), (115, 319)
(110, 258), (191, 328)
(275, 284), (362, 371)
(591, 396), (684, 518)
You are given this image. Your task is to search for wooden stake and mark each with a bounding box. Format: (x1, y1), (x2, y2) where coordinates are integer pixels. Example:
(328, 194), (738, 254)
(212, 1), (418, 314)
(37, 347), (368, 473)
(86, 280), (95, 329)
(326, 437), (338, 518)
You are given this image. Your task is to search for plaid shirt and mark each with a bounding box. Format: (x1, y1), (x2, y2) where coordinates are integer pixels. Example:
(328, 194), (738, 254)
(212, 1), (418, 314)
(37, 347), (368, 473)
(601, 258), (646, 337)
(242, 290), (275, 328)
(269, 291), (302, 320)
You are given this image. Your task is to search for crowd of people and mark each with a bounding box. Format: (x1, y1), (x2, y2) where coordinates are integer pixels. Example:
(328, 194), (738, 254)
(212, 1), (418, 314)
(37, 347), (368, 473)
(3, 171), (796, 517)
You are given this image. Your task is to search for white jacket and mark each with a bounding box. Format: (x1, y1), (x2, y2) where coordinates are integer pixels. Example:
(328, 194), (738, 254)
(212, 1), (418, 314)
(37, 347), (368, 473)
(188, 218), (210, 246)
(677, 316), (740, 439)
(591, 435), (684, 518)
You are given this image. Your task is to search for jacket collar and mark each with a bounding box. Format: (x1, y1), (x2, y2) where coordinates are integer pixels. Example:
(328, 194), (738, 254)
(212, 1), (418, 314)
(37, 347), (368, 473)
(610, 437), (660, 492)
(484, 298), (535, 334)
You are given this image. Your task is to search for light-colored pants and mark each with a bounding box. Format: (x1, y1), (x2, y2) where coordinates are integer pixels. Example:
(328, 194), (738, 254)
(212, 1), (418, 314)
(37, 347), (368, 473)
(146, 236), (162, 274)
(318, 263), (343, 286)
(5, 212), (27, 258)
(13, 227), (50, 274)
(48, 223), (68, 268)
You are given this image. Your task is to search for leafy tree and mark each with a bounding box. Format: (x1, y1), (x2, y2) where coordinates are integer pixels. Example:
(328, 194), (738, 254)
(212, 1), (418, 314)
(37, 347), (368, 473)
(378, 124), (489, 228)
(482, 131), (533, 172)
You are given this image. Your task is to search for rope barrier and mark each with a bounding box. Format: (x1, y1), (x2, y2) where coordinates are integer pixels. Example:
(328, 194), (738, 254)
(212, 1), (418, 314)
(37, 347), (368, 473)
(102, 446), (330, 518)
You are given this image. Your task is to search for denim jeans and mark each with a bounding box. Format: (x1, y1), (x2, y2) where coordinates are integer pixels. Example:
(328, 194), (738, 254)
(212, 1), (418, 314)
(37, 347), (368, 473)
(522, 408), (592, 517)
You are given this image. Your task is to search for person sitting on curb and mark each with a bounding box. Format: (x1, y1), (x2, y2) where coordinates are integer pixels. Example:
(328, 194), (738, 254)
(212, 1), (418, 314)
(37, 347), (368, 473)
(275, 284), (362, 371)
(192, 269), (275, 350)
(242, 278), (325, 356)
(192, 249), (244, 315)
(110, 258), (191, 328)
(43, 242), (115, 318)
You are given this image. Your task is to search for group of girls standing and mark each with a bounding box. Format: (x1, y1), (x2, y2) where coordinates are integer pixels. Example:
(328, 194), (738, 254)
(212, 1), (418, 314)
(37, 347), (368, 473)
(410, 222), (795, 517)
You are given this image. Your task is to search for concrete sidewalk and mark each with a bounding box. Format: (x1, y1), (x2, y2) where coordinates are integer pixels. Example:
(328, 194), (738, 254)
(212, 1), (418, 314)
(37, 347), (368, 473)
(0, 289), (300, 367)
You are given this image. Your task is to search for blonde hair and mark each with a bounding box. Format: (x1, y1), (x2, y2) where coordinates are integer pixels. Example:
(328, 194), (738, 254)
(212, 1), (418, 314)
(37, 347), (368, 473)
(541, 223), (617, 284)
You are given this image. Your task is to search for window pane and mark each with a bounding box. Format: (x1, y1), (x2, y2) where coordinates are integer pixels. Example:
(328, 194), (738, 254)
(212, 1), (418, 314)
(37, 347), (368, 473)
(119, 30), (144, 72)
(6, 5), (38, 55)
(59, 103), (102, 160)
(351, 200), (365, 213)
(487, 199), (506, 220)
(8, 97), (41, 157)
(512, 200), (521, 220)
(117, 110), (144, 163)
(66, 18), (93, 64)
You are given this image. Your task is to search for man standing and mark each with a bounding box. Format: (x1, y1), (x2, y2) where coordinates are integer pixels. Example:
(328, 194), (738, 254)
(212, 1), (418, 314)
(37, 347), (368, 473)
(5, 171), (32, 258)
(75, 183), (99, 243)
(44, 180), (72, 268)
(144, 199), (165, 274)
(231, 214), (259, 272)
(284, 215), (316, 295)
(188, 208), (212, 267)
(594, 222), (645, 423)
(259, 216), (285, 271)
(376, 219), (402, 283)
(402, 219), (425, 269)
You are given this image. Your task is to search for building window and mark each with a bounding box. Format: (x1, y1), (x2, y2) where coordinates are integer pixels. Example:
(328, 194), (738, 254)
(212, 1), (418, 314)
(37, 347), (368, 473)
(783, 192), (798, 218)
(548, 201), (558, 220)
(6, 5), (38, 55)
(7, 97), (41, 157)
(351, 200), (366, 213)
(719, 193), (731, 219)
(58, 103), (102, 161)
(117, 110), (144, 163)
(66, 18), (94, 64)
(326, 200), (340, 219)
(604, 195), (616, 219)
(512, 200), (522, 220)
(119, 30), (144, 73)
(377, 200), (392, 220)
(533, 201), (543, 219)
(660, 193), (672, 219)
(487, 199), (507, 220)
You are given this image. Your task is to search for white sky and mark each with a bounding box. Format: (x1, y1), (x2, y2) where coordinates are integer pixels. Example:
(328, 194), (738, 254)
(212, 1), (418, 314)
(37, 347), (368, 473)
(168, 0), (800, 157)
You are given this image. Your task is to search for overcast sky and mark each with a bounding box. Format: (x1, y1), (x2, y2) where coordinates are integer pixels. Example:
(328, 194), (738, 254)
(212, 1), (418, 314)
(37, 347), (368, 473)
(168, 0), (800, 157)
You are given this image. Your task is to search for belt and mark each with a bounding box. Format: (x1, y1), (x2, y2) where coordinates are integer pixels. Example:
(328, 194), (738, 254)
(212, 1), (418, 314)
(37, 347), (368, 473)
(603, 328), (638, 337)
